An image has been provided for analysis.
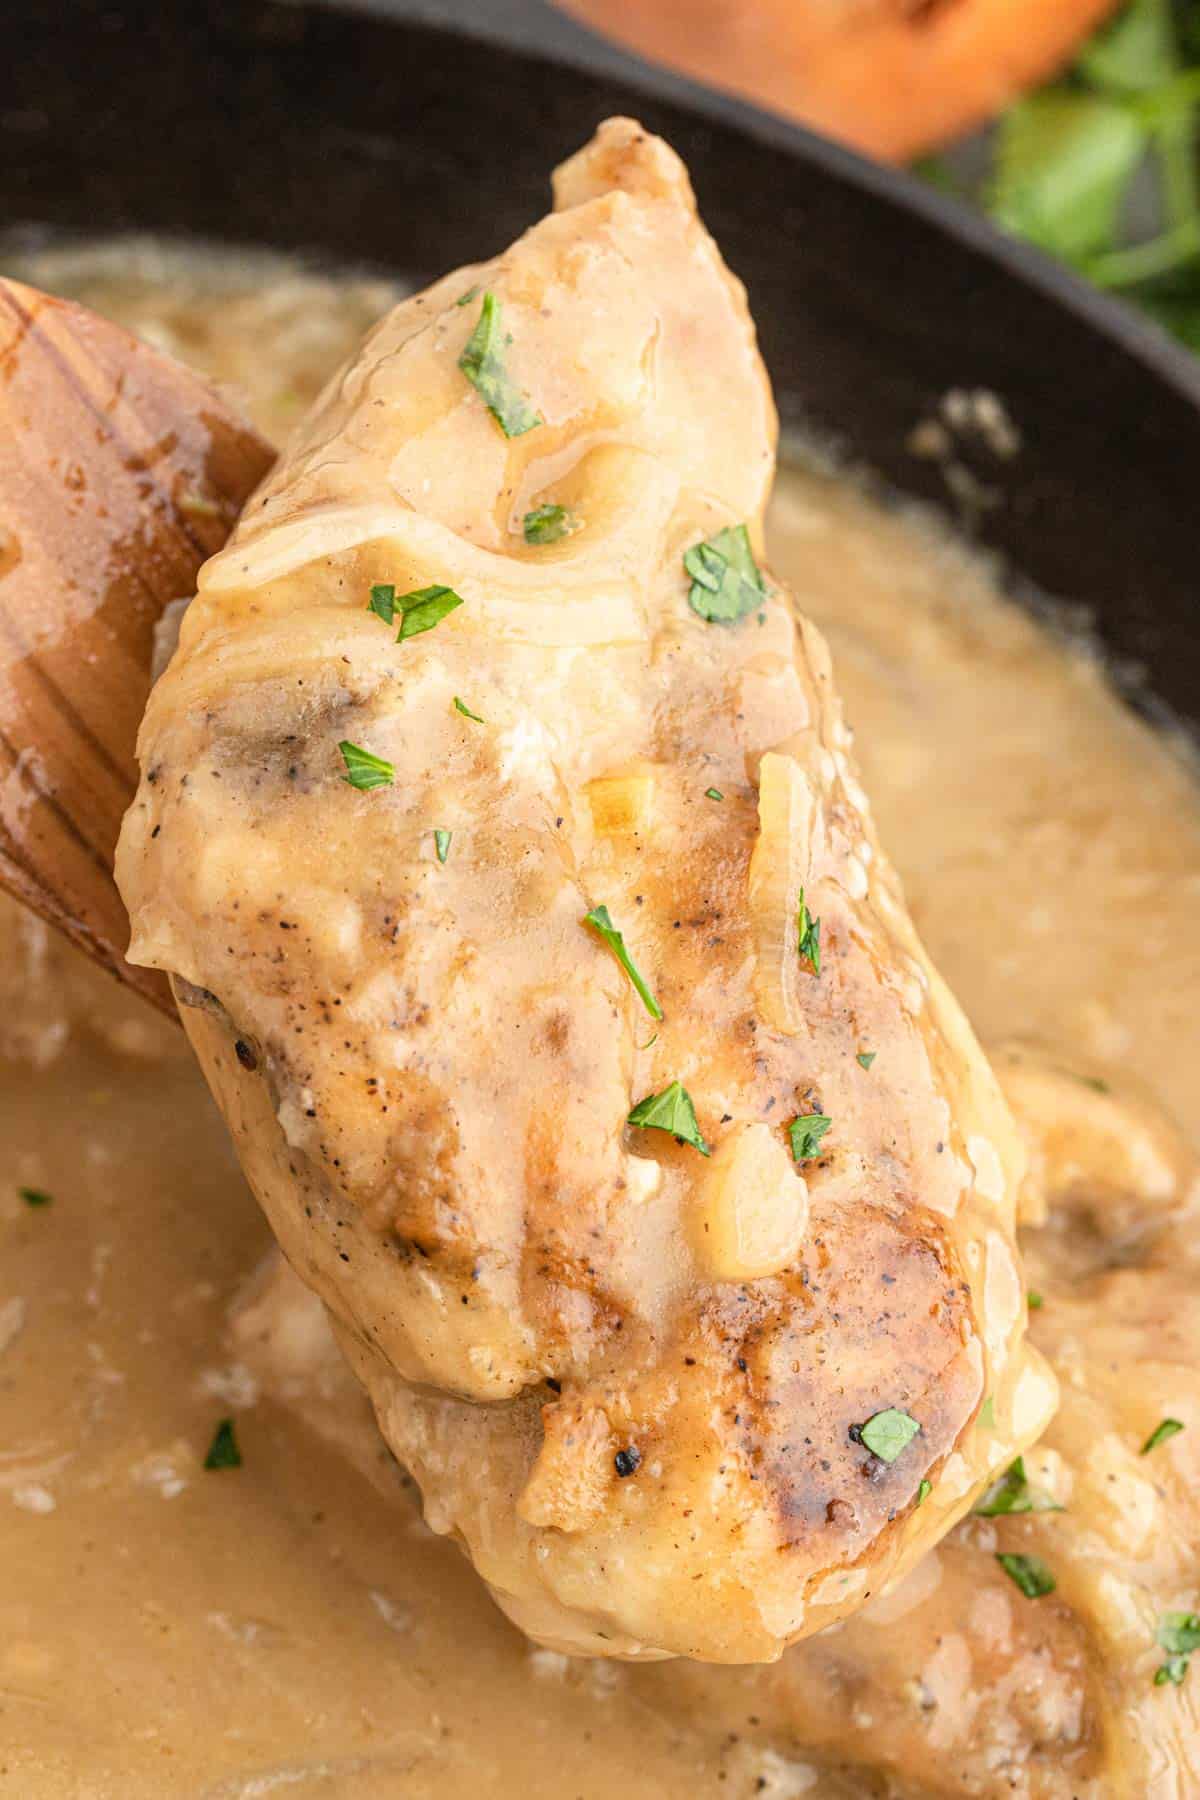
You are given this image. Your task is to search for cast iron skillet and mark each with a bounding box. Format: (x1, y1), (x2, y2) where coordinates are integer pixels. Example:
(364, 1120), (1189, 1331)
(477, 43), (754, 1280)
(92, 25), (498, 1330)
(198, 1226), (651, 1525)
(4, 0), (1199, 726)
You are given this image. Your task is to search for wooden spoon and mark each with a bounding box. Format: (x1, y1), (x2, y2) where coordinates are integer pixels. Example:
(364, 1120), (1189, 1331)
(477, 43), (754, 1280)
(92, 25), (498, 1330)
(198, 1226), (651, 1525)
(0, 277), (275, 1016)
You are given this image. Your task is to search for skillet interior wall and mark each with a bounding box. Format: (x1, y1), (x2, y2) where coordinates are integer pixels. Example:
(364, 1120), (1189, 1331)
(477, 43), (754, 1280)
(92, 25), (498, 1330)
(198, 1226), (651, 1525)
(3, 0), (1200, 727)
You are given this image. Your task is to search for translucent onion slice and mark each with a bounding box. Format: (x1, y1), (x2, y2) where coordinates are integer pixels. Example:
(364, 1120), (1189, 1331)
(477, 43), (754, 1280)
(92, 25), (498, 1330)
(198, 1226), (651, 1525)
(748, 750), (816, 1035)
(197, 448), (681, 650)
(199, 505), (645, 647)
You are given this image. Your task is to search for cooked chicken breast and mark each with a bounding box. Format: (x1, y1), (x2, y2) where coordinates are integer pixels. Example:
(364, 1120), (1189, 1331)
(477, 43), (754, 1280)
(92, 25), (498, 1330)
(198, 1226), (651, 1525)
(658, 1067), (1200, 1795)
(115, 119), (1053, 1661)
(234, 1065), (1200, 1795)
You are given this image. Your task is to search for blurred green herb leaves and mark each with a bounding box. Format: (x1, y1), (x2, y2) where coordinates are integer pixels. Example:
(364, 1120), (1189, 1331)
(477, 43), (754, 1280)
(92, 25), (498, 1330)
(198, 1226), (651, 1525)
(919, 0), (1200, 352)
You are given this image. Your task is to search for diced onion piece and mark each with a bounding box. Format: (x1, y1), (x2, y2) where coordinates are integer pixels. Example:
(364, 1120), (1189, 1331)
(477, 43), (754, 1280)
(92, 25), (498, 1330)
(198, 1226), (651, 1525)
(694, 1123), (809, 1280)
(585, 768), (657, 836)
(748, 751), (815, 1034)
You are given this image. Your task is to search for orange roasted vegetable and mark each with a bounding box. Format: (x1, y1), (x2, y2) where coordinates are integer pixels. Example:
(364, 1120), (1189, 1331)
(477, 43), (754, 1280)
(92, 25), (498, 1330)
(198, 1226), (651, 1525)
(557, 0), (1122, 161)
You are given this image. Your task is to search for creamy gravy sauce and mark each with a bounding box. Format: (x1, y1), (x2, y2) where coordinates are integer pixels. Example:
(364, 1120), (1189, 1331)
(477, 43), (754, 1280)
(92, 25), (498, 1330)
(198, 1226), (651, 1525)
(0, 244), (1196, 1799)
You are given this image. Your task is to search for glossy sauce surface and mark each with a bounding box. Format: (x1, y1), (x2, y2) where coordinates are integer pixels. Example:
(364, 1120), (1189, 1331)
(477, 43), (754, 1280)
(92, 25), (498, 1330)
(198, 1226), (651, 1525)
(0, 242), (1196, 1798)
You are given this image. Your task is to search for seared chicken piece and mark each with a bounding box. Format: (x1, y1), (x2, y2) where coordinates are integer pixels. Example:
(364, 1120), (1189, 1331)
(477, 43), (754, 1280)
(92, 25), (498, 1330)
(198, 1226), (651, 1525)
(658, 1070), (1200, 1795)
(116, 120), (1053, 1661)
(235, 1065), (1200, 1794)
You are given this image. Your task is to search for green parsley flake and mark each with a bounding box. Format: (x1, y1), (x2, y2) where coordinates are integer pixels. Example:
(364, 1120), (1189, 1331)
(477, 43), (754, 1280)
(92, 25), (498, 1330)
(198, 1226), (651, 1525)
(683, 523), (765, 623)
(456, 284), (480, 307)
(204, 1417), (242, 1471)
(1142, 1418), (1185, 1456)
(788, 1111), (832, 1163)
(979, 1395), (997, 1429)
(367, 582), (464, 640)
(916, 1478), (932, 1507)
(18, 1186), (52, 1208)
(453, 696), (484, 723)
(1028, 1289), (1045, 1311)
(396, 584), (463, 641)
(996, 1553), (1056, 1599)
(523, 504), (575, 545)
(797, 888), (821, 975)
(705, 787), (724, 802)
(584, 906), (662, 1020)
(858, 1407), (921, 1464)
(856, 1051), (876, 1070)
(339, 741), (394, 791)
(1156, 1613), (1200, 1686)
(974, 1456), (1063, 1517)
(368, 582), (397, 624)
(458, 291), (541, 438)
(434, 829), (452, 864)
(627, 1081), (709, 1157)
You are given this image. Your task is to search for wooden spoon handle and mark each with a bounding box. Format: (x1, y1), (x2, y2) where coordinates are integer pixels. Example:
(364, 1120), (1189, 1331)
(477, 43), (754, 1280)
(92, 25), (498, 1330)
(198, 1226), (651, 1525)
(0, 278), (275, 1015)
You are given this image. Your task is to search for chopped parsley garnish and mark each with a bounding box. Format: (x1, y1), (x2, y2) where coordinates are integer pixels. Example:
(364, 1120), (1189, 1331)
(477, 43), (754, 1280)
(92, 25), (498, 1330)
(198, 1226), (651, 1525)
(704, 787), (724, 802)
(453, 696), (484, 723)
(368, 582), (397, 624)
(204, 1417), (242, 1471)
(456, 284), (480, 307)
(339, 741), (394, 791)
(1155, 1612), (1200, 1686)
(917, 1), (1200, 357)
(434, 829), (452, 864)
(856, 1051), (876, 1070)
(797, 888), (821, 975)
(523, 504), (574, 545)
(683, 523), (765, 623)
(996, 1553), (1056, 1599)
(458, 290), (541, 438)
(18, 1185), (52, 1208)
(979, 1395), (997, 1429)
(367, 582), (464, 640)
(584, 905), (663, 1020)
(1027, 1289), (1045, 1311)
(397, 584), (463, 640)
(627, 1081), (710, 1156)
(788, 1111), (832, 1162)
(1142, 1417), (1185, 1455)
(974, 1456), (1063, 1517)
(916, 1478), (932, 1507)
(857, 1407), (921, 1464)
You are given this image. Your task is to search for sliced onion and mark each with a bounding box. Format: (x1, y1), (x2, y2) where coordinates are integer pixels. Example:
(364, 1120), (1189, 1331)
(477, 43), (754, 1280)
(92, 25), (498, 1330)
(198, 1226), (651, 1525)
(695, 1122), (808, 1280)
(197, 448), (681, 650)
(748, 750), (816, 1035)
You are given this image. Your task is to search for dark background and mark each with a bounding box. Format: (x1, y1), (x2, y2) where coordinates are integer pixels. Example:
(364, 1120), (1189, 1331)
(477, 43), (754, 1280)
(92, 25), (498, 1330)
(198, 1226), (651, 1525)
(3, 0), (1199, 724)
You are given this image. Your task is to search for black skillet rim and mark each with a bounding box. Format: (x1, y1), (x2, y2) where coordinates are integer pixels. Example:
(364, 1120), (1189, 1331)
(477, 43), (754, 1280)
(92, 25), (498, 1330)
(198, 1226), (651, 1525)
(3, 0), (1199, 727)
